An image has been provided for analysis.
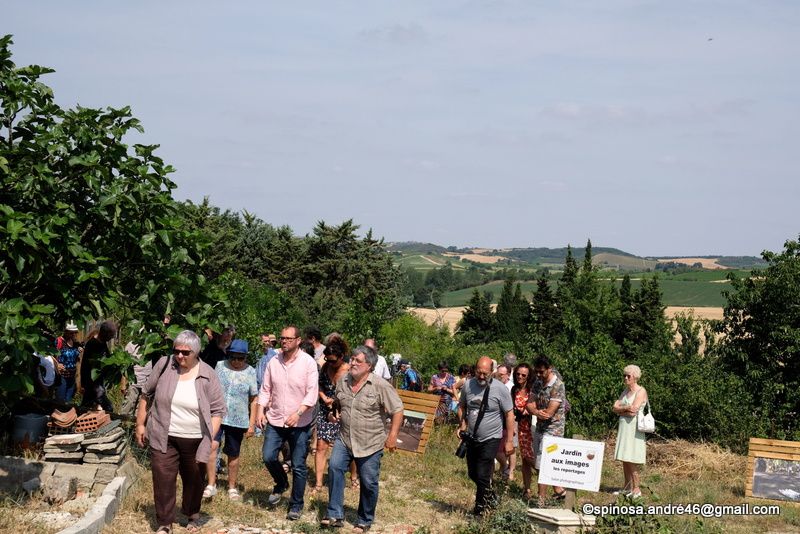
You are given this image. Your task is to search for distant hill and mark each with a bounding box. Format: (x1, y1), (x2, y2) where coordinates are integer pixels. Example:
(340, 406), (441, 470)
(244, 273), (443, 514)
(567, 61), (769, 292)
(387, 242), (449, 255)
(388, 242), (767, 270)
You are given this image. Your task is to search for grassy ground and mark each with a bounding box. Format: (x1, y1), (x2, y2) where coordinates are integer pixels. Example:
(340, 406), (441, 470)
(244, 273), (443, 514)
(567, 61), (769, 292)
(3, 426), (800, 533)
(107, 427), (800, 534)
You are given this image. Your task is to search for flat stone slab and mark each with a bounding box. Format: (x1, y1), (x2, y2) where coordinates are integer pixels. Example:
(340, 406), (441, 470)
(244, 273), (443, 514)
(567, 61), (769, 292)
(44, 451), (85, 460)
(85, 439), (125, 453)
(83, 449), (126, 464)
(82, 427), (124, 445)
(46, 434), (85, 445)
(82, 419), (121, 439)
(44, 443), (83, 453)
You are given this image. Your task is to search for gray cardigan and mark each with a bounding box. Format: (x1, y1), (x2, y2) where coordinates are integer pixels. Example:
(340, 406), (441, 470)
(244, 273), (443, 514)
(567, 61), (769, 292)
(142, 356), (226, 462)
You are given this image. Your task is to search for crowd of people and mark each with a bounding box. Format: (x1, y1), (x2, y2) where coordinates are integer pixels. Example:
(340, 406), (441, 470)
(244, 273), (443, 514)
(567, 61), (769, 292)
(34, 320), (649, 532)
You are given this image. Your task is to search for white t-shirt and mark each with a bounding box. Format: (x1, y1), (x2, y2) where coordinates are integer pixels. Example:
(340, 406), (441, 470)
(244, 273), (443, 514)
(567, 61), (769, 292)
(374, 355), (392, 380)
(505, 380), (513, 392)
(168, 379), (203, 438)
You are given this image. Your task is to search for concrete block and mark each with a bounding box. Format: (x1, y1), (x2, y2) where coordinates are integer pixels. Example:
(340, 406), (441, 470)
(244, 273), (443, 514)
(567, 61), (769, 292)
(43, 475), (77, 505)
(102, 477), (126, 501)
(53, 463), (98, 491)
(95, 464), (118, 484)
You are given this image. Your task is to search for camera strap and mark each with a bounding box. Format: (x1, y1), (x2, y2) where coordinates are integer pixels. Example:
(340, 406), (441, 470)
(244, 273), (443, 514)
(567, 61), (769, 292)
(470, 380), (493, 438)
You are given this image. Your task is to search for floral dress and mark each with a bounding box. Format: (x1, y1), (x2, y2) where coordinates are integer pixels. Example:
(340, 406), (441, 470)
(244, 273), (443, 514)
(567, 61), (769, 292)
(317, 365), (341, 443)
(431, 372), (456, 420)
(514, 387), (534, 460)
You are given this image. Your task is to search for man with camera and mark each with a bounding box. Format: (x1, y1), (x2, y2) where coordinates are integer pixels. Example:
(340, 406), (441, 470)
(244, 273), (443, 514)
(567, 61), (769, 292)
(457, 356), (515, 516)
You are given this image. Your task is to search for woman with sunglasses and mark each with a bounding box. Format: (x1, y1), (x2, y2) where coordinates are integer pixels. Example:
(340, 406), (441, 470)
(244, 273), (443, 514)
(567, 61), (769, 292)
(135, 330), (226, 534)
(612, 365), (648, 498)
(204, 339), (258, 501)
(511, 363), (536, 499)
(311, 335), (354, 494)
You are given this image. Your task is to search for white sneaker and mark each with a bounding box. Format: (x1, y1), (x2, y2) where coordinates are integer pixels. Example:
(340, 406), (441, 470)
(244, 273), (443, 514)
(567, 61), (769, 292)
(202, 485), (217, 498)
(612, 489), (630, 496)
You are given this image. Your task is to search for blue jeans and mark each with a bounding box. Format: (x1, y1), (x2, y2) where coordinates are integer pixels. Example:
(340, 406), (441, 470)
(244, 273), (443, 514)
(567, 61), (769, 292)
(56, 375), (77, 403)
(262, 423), (312, 512)
(326, 438), (383, 526)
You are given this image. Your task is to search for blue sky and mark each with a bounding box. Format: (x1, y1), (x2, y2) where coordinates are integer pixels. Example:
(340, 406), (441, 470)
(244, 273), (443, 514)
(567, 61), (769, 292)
(6, 1), (799, 256)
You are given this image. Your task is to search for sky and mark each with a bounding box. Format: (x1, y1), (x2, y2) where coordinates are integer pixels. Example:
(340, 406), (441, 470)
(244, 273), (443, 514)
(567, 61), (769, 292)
(6, 1), (800, 256)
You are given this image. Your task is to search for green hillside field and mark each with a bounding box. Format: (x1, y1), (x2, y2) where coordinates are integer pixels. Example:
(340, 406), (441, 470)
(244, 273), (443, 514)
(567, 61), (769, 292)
(439, 272), (749, 308)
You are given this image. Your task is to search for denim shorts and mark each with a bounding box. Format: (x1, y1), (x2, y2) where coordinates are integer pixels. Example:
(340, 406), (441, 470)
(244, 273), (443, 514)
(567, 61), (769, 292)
(214, 425), (247, 457)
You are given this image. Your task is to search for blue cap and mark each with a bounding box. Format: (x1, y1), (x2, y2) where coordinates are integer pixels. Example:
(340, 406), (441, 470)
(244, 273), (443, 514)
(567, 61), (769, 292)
(228, 339), (249, 355)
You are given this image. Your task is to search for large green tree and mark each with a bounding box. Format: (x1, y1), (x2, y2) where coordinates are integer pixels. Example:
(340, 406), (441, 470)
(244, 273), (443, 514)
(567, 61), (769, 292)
(717, 236), (800, 440)
(0, 35), (223, 398)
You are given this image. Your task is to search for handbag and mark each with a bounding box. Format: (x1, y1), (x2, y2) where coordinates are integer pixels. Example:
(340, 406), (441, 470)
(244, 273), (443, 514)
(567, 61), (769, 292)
(637, 400), (655, 433)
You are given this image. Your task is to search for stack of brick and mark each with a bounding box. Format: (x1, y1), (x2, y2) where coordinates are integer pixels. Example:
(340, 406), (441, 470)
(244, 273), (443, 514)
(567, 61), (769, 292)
(43, 434), (85, 463)
(81, 420), (127, 465)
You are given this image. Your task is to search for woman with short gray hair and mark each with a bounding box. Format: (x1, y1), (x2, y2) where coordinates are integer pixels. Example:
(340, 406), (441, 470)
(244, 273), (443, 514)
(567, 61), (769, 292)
(135, 330), (226, 534)
(612, 364), (648, 498)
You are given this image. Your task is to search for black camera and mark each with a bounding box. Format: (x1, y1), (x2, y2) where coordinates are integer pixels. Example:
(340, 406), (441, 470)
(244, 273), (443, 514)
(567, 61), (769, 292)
(455, 430), (473, 458)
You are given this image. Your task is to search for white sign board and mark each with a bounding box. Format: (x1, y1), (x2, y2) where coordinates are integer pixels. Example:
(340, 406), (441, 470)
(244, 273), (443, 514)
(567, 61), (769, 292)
(538, 435), (605, 492)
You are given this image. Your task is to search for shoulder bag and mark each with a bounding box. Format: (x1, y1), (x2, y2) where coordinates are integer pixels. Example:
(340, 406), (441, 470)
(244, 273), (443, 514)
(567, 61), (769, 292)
(637, 400), (655, 433)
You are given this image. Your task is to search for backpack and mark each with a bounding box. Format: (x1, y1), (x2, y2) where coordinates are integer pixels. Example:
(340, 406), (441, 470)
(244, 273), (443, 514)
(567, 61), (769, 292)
(407, 369), (423, 392)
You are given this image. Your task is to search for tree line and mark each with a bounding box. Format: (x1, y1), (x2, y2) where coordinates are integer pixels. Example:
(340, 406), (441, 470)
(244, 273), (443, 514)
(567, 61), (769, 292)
(449, 238), (800, 452)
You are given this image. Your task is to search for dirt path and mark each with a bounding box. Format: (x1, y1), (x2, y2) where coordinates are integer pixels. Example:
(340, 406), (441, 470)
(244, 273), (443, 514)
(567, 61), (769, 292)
(658, 257), (727, 270)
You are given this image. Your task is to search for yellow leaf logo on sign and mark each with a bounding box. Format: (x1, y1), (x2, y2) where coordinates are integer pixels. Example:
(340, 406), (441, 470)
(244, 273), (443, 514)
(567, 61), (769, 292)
(546, 444), (558, 453)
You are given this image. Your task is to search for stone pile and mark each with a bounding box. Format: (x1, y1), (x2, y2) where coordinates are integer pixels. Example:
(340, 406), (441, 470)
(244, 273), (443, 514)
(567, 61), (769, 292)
(81, 420), (127, 465)
(44, 433), (85, 463)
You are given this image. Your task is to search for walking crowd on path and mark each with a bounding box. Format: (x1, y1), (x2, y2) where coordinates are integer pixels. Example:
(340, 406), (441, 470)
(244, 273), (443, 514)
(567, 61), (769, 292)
(34, 319), (649, 533)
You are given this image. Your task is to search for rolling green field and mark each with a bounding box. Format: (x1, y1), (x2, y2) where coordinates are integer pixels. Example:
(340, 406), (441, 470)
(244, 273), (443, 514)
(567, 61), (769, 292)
(394, 253), (468, 270)
(439, 272), (748, 307)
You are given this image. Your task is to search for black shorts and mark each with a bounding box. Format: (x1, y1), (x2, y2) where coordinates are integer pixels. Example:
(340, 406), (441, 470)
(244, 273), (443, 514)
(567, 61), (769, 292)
(214, 425), (246, 457)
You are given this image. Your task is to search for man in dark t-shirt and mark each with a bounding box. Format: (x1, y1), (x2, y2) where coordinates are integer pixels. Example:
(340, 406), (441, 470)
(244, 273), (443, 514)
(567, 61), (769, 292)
(200, 326), (233, 368)
(80, 321), (117, 412)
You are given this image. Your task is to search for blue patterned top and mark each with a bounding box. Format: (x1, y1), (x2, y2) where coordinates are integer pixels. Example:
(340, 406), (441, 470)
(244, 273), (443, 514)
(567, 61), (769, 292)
(215, 361), (258, 429)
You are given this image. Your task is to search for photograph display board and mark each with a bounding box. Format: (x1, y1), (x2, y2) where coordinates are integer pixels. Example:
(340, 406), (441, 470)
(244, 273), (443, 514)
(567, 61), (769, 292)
(538, 435), (605, 492)
(747, 437), (800, 502)
(391, 390), (439, 455)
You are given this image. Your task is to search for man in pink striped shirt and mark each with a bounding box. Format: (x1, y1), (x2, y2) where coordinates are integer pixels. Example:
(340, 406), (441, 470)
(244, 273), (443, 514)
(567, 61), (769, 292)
(256, 325), (319, 521)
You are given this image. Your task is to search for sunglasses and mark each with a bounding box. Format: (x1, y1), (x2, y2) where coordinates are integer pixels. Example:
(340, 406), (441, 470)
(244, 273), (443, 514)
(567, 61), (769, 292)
(173, 349), (192, 356)
(623, 374), (631, 378)
(515, 373), (529, 378)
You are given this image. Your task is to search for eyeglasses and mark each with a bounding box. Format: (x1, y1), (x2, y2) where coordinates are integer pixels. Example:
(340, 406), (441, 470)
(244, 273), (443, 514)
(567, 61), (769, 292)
(351, 357), (367, 365)
(280, 336), (299, 341)
(173, 349), (192, 356)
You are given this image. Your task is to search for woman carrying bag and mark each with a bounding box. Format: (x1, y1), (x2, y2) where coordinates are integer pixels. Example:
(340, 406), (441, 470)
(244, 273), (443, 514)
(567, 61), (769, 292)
(611, 364), (649, 498)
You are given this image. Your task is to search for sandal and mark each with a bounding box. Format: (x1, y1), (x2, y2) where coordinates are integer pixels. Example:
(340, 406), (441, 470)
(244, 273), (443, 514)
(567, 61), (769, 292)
(553, 489), (567, 500)
(353, 524), (371, 533)
(155, 527), (171, 534)
(309, 485), (321, 496)
(320, 517), (344, 528)
(350, 477), (360, 490)
(228, 487), (241, 501)
(185, 514), (201, 533)
(202, 484), (216, 498)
